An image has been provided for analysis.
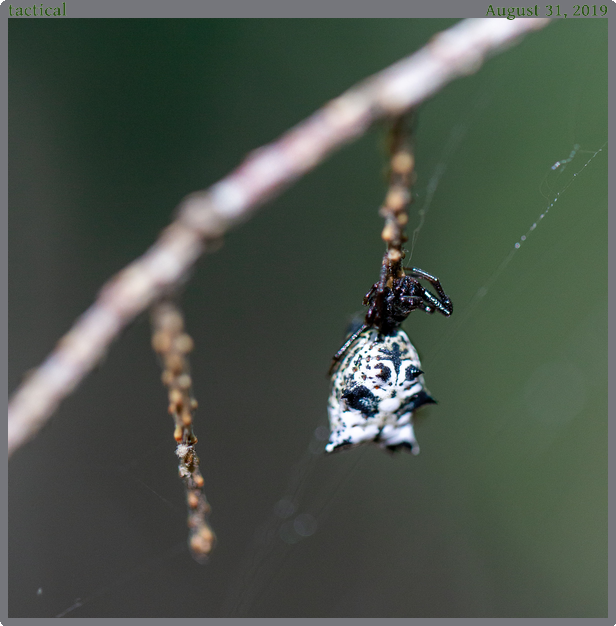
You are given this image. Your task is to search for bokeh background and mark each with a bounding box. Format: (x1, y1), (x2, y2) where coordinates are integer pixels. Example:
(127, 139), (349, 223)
(9, 19), (607, 617)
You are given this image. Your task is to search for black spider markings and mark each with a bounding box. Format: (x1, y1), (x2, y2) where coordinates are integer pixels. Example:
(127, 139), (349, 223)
(341, 385), (379, 417)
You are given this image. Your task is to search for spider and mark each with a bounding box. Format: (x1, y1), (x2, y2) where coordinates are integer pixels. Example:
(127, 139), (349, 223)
(325, 266), (453, 454)
(329, 267), (453, 374)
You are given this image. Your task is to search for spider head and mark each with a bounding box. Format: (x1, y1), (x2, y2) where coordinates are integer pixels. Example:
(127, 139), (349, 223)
(363, 271), (452, 335)
(363, 275), (418, 335)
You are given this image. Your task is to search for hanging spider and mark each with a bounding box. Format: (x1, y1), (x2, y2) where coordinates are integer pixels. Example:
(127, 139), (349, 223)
(325, 266), (453, 454)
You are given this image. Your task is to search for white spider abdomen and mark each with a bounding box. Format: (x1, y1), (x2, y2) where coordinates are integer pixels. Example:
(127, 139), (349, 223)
(326, 328), (435, 454)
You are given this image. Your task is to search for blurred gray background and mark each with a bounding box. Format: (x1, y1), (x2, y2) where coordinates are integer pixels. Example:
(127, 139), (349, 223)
(9, 19), (607, 617)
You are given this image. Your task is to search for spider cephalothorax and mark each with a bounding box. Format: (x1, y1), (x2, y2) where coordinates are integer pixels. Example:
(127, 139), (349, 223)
(364, 267), (453, 335)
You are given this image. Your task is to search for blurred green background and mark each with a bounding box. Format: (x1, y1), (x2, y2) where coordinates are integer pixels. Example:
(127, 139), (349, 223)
(9, 19), (607, 617)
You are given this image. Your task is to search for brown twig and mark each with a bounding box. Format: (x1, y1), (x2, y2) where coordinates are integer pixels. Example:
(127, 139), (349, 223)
(151, 301), (215, 562)
(376, 114), (416, 299)
(8, 18), (550, 458)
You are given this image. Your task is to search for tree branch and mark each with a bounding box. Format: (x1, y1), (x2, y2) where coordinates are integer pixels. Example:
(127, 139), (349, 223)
(151, 301), (216, 562)
(8, 17), (550, 458)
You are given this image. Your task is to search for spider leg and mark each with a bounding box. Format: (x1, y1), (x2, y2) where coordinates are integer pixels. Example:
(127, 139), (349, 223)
(398, 296), (435, 314)
(416, 285), (452, 316)
(328, 324), (369, 376)
(405, 267), (453, 316)
(362, 283), (378, 306)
